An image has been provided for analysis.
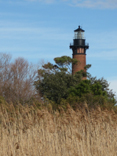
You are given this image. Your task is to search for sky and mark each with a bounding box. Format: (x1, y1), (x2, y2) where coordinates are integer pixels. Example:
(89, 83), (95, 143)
(0, 0), (117, 97)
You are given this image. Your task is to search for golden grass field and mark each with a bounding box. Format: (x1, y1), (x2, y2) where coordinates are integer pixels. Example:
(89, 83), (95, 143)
(0, 103), (117, 156)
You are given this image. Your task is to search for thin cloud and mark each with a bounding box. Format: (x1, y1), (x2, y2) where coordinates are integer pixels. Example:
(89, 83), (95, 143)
(88, 50), (117, 60)
(26, 0), (55, 3)
(0, 0), (55, 4)
(0, 26), (71, 40)
(1, 0), (117, 8)
(28, 0), (117, 9)
(87, 29), (117, 60)
(66, 0), (117, 9)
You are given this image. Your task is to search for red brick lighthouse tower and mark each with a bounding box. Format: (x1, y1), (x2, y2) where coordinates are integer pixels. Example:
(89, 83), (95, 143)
(70, 26), (89, 78)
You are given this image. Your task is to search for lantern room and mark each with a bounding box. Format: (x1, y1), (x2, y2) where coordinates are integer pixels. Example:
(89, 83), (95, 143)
(70, 25), (89, 49)
(74, 26), (85, 39)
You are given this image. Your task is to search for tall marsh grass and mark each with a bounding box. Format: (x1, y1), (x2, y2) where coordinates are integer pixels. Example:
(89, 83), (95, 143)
(0, 103), (117, 156)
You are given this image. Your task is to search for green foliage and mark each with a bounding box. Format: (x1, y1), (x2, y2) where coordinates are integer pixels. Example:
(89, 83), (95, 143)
(35, 56), (83, 104)
(84, 64), (91, 70)
(38, 72), (72, 103)
(91, 81), (107, 96)
(35, 55), (116, 110)
(54, 56), (72, 67)
(42, 62), (54, 70)
(54, 55), (78, 73)
(68, 79), (108, 98)
(68, 77), (116, 109)
(69, 80), (91, 97)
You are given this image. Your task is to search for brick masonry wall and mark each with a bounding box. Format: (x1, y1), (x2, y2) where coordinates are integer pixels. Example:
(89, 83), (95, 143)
(72, 49), (86, 76)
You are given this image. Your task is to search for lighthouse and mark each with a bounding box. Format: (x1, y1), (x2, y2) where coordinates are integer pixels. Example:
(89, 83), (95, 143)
(70, 26), (89, 78)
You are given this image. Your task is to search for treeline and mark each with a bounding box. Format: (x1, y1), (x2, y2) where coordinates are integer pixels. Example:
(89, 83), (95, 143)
(0, 53), (116, 111)
(0, 53), (38, 104)
(34, 56), (117, 111)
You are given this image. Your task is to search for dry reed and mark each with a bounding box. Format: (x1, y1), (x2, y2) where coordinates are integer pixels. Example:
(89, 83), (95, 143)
(0, 103), (117, 156)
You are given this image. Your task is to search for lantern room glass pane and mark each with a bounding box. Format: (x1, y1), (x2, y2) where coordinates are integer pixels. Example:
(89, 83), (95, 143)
(74, 32), (84, 39)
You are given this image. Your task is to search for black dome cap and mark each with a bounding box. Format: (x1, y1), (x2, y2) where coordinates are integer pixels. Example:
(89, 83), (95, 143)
(74, 26), (85, 32)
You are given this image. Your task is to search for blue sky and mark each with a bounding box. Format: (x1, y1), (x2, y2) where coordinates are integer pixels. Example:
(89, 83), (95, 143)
(0, 0), (117, 96)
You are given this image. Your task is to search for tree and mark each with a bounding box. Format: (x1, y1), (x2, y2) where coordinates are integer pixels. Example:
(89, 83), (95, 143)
(9, 57), (37, 104)
(0, 53), (38, 104)
(68, 77), (116, 108)
(54, 56), (77, 73)
(68, 80), (91, 97)
(0, 53), (12, 99)
(35, 55), (116, 109)
(35, 56), (82, 104)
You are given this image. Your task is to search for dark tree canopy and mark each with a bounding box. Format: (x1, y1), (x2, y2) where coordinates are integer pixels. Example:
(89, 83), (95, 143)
(35, 56), (82, 103)
(35, 56), (116, 109)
